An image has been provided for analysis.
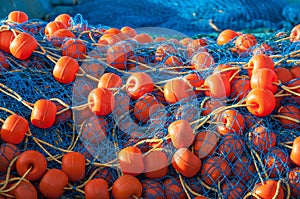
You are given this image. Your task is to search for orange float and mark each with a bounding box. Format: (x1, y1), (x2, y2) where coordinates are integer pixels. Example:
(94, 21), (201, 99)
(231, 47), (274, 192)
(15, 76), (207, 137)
(62, 152), (86, 182)
(290, 65), (300, 78)
(288, 167), (300, 197)
(126, 72), (154, 99)
(10, 181), (37, 199)
(16, 150), (47, 181)
(203, 74), (231, 98)
(133, 94), (161, 123)
(222, 180), (246, 199)
(277, 105), (300, 129)
(265, 148), (290, 178)
(0, 30), (15, 53)
(253, 43), (274, 55)
(112, 175), (142, 199)
(230, 78), (251, 100)
(50, 29), (75, 47)
(98, 72), (122, 89)
(234, 33), (257, 55)
(30, 99), (57, 128)
(163, 177), (187, 199)
(251, 68), (278, 93)
(7, 11), (28, 23)
(253, 180), (284, 199)
(217, 29), (240, 45)
(247, 54), (274, 76)
(84, 178), (109, 199)
(290, 137), (300, 166)
(274, 67), (293, 84)
(88, 87), (115, 116)
(44, 21), (66, 37)
(39, 169), (69, 199)
(246, 88), (275, 117)
(172, 148), (201, 177)
(191, 52), (215, 71)
(61, 38), (87, 59)
(201, 98), (223, 116)
(118, 146), (144, 176)
(216, 109), (245, 135)
(218, 134), (244, 162)
(164, 78), (192, 103)
(121, 26), (137, 38)
(155, 44), (177, 62)
(9, 32), (38, 60)
(144, 151), (168, 178)
(250, 126), (276, 152)
(168, 120), (195, 148)
(0, 114), (29, 144)
(194, 130), (219, 159)
(0, 143), (20, 172)
(54, 13), (72, 27)
(133, 33), (154, 44)
(98, 33), (122, 45)
(53, 56), (79, 84)
(290, 24), (300, 42)
(200, 156), (231, 186)
(232, 156), (255, 183)
(142, 179), (165, 199)
(213, 64), (238, 80)
(106, 45), (129, 70)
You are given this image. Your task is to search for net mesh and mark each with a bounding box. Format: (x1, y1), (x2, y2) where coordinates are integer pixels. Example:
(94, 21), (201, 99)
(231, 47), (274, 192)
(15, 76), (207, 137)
(0, 9), (299, 199)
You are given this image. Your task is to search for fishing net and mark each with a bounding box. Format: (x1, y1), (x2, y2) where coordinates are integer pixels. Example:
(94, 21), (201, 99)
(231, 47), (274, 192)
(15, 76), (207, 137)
(71, 0), (300, 35)
(0, 10), (300, 199)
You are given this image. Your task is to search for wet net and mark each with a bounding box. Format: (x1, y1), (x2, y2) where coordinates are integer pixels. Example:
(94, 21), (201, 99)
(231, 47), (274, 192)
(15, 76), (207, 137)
(0, 10), (300, 199)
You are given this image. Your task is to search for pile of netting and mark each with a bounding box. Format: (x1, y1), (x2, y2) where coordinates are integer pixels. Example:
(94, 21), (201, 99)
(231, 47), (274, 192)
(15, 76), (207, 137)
(0, 11), (300, 199)
(71, 0), (300, 35)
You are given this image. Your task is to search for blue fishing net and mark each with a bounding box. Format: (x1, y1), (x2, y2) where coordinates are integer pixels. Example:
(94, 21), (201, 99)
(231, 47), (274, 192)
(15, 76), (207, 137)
(0, 5), (299, 199)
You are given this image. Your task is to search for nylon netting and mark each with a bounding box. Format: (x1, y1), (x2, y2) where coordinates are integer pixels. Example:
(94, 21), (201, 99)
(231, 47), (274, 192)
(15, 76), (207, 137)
(0, 12), (299, 199)
(70, 0), (300, 35)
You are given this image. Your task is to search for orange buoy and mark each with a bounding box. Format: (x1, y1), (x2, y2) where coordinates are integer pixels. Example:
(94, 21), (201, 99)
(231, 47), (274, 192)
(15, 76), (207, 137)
(234, 33), (257, 55)
(218, 134), (244, 162)
(230, 78), (251, 100)
(194, 130), (219, 159)
(250, 126), (276, 152)
(0, 30), (15, 53)
(253, 43), (274, 55)
(221, 180), (246, 199)
(288, 167), (300, 197)
(98, 34), (122, 45)
(39, 169), (69, 199)
(133, 94), (161, 123)
(201, 98), (223, 116)
(9, 32), (38, 60)
(142, 179), (165, 199)
(126, 72), (154, 99)
(10, 181), (37, 199)
(203, 74), (231, 99)
(54, 13), (72, 27)
(62, 152), (85, 182)
(179, 37), (193, 46)
(291, 137), (300, 166)
(106, 45), (129, 70)
(217, 29), (240, 45)
(88, 87), (115, 116)
(112, 175), (143, 199)
(84, 178), (109, 199)
(246, 88), (275, 117)
(163, 177), (187, 199)
(290, 24), (300, 42)
(213, 64), (238, 80)
(133, 33), (154, 44)
(44, 21), (67, 37)
(118, 146), (144, 176)
(61, 38), (87, 59)
(121, 26), (137, 38)
(247, 54), (274, 76)
(253, 180), (285, 199)
(164, 78), (192, 103)
(172, 148), (201, 177)
(277, 105), (300, 129)
(16, 150), (47, 181)
(31, 99), (57, 128)
(50, 29), (75, 47)
(232, 156), (255, 184)
(216, 109), (245, 136)
(274, 67), (293, 84)
(0, 114), (28, 144)
(0, 143), (20, 172)
(290, 65), (300, 79)
(265, 148), (290, 178)
(155, 44), (177, 62)
(251, 68), (278, 93)
(144, 151), (169, 178)
(98, 73), (122, 89)
(168, 120), (195, 148)
(191, 52), (215, 71)
(8, 11), (28, 23)
(53, 56), (79, 84)
(200, 156), (231, 186)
